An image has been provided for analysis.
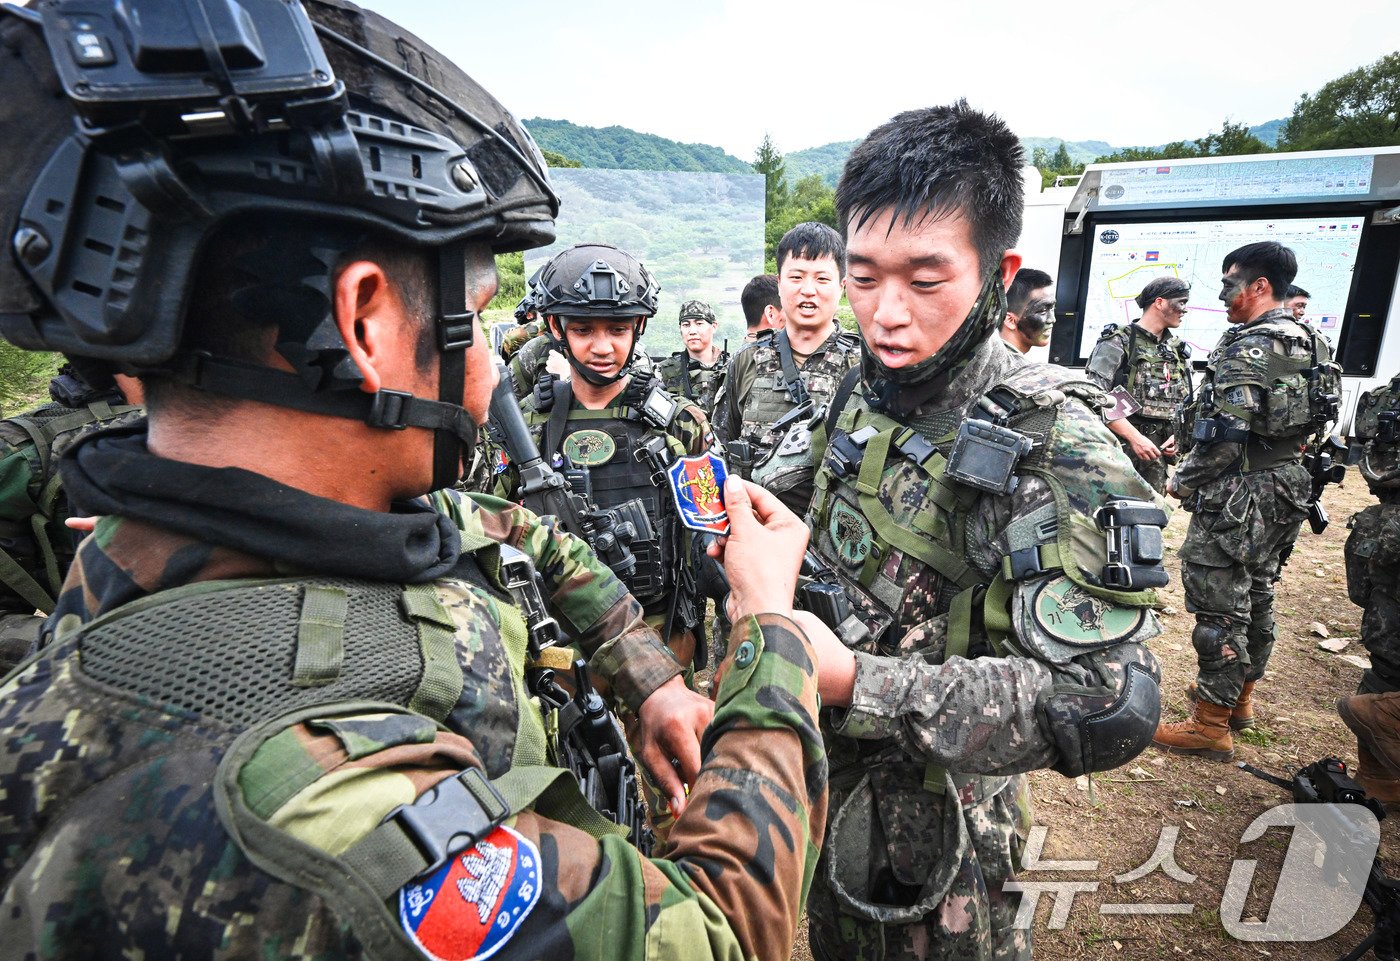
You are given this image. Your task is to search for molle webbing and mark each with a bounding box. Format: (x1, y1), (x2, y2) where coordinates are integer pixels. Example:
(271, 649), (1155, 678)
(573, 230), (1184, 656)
(75, 577), (467, 729)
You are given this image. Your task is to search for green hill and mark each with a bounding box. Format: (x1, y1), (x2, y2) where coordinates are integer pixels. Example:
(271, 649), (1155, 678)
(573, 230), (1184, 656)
(787, 136), (1116, 186)
(524, 118), (752, 174)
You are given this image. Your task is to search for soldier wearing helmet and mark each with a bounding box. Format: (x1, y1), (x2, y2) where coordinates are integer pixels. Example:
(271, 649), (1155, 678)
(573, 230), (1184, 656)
(0, 3), (837, 959)
(491, 244), (729, 839)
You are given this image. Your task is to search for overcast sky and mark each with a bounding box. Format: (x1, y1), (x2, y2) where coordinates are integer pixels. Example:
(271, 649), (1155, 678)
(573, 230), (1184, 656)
(359, 0), (1400, 160)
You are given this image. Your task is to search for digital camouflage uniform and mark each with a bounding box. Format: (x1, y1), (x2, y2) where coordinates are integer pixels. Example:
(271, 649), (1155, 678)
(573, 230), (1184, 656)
(804, 333), (1165, 961)
(655, 349), (729, 417)
(499, 318), (547, 362)
(1346, 375), (1400, 690)
(1172, 308), (1338, 710)
(716, 324), (861, 516)
(507, 329), (558, 401)
(0, 379), (141, 670)
(0, 424), (827, 961)
(1085, 322), (1194, 494)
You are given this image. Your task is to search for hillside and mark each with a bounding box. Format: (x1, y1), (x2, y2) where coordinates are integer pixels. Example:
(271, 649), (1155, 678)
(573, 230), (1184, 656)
(524, 118), (751, 174)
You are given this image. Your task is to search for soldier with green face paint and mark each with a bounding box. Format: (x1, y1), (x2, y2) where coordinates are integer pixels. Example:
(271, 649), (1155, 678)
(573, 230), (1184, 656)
(655, 300), (729, 416)
(803, 102), (1165, 961)
(0, 4), (836, 959)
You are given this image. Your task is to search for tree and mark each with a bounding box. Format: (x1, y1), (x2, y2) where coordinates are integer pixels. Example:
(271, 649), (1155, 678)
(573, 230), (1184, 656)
(1279, 52), (1400, 150)
(1050, 142), (1073, 171)
(1195, 119), (1267, 157)
(1031, 146), (1050, 170)
(542, 149), (582, 168)
(752, 133), (790, 221)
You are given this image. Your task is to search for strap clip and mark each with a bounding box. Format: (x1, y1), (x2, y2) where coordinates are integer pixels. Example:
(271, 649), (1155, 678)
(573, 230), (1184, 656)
(385, 767), (510, 875)
(438, 311), (477, 351)
(367, 389), (412, 429)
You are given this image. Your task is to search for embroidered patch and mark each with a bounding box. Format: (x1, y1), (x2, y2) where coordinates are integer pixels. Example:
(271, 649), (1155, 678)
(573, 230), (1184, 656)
(829, 499), (875, 569)
(667, 451), (730, 534)
(561, 429), (616, 467)
(1032, 576), (1144, 644)
(492, 449), (510, 475)
(399, 825), (541, 961)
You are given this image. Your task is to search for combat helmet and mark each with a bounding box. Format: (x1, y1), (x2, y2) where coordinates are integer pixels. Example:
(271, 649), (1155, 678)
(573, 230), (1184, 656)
(534, 242), (659, 386)
(0, 0), (557, 490)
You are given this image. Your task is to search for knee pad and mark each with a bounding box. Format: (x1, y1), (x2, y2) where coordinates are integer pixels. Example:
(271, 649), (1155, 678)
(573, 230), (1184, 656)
(1047, 663), (1162, 777)
(1191, 620), (1232, 657)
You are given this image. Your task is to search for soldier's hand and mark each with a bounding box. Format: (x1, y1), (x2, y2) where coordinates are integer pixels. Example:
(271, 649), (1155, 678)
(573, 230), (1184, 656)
(708, 478), (806, 619)
(1130, 435), (1162, 461)
(636, 675), (713, 815)
(791, 611), (857, 708)
(1160, 436), (1178, 457)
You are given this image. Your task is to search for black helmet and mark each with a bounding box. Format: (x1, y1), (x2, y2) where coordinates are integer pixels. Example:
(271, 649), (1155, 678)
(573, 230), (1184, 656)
(513, 265), (545, 324)
(0, 0), (558, 490)
(535, 243), (658, 385)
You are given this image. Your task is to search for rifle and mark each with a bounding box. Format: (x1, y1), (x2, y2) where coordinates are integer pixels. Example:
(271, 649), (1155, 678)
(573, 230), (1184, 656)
(1303, 434), (1350, 535)
(797, 550), (871, 647)
(489, 364), (653, 582)
(1241, 758), (1400, 960)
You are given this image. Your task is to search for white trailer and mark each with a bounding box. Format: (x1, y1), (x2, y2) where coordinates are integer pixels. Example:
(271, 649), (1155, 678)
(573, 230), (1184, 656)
(1018, 147), (1400, 430)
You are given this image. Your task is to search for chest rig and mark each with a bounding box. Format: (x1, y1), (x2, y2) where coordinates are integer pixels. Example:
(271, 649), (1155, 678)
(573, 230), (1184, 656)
(737, 329), (860, 462)
(527, 378), (688, 612)
(1103, 323), (1193, 420)
(1356, 376), (1400, 492)
(810, 367), (1110, 661)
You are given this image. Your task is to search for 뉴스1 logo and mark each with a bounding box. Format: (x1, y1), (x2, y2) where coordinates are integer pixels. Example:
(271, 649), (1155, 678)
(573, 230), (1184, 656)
(1100, 229), (1120, 245)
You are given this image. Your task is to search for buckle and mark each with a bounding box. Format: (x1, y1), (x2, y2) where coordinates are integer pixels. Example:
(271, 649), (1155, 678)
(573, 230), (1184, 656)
(1007, 546), (1045, 581)
(367, 389), (412, 429)
(385, 767), (509, 874)
(438, 311), (477, 351)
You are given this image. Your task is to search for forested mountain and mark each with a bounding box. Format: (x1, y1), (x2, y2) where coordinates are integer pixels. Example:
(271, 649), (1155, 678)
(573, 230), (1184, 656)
(525, 119), (751, 173)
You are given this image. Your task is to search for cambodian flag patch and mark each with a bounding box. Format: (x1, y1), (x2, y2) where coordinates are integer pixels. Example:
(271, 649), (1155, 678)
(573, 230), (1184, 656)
(666, 451), (730, 535)
(398, 825), (541, 961)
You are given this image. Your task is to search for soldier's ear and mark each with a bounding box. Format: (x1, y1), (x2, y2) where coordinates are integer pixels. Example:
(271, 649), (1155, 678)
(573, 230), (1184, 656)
(332, 259), (402, 395)
(999, 250), (1023, 290)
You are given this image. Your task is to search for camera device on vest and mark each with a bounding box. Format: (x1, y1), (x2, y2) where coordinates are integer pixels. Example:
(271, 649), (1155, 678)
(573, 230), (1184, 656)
(1096, 499), (1170, 590)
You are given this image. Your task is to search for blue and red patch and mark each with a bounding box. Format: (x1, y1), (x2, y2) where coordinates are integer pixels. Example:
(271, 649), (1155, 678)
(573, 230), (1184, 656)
(666, 451), (730, 535)
(399, 825), (541, 961)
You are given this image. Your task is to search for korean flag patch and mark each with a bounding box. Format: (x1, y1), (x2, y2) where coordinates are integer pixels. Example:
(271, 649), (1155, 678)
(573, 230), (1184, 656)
(399, 825), (541, 961)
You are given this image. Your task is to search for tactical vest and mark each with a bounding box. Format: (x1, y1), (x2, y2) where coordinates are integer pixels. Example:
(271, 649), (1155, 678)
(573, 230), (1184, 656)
(1203, 314), (1340, 467)
(1098, 322), (1193, 420)
(734, 328), (861, 471)
(0, 398), (143, 614)
(1355, 376), (1400, 492)
(657, 350), (727, 413)
(0, 564), (626, 958)
(526, 383), (689, 614)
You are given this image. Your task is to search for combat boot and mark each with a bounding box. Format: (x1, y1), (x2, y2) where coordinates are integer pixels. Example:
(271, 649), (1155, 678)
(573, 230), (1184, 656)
(1351, 740), (1400, 807)
(1185, 679), (1256, 730)
(1152, 700), (1234, 761)
(1338, 693), (1400, 777)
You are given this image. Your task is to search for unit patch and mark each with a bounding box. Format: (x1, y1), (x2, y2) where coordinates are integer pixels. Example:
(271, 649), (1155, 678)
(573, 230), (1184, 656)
(829, 499), (875, 569)
(1032, 575), (1145, 644)
(561, 429), (616, 467)
(667, 451), (730, 534)
(399, 824), (541, 961)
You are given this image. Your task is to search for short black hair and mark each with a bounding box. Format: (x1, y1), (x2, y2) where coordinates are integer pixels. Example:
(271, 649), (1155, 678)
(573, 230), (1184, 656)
(776, 222), (846, 278)
(836, 100), (1024, 274)
(1286, 284), (1311, 300)
(1222, 242), (1297, 300)
(1007, 267), (1053, 315)
(741, 274), (780, 328)
(145, 215), (436, 413)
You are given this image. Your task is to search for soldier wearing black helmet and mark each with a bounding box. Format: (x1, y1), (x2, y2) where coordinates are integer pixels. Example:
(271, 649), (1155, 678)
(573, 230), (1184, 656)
(1085, 275), (1195, 494)
(490, 246), (726, 799)
(0, 3), (839, 959)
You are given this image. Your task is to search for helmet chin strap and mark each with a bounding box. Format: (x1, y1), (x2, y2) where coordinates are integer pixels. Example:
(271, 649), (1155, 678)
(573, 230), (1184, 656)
(550, 316), (645, 387)
(430, 242), (479, 492)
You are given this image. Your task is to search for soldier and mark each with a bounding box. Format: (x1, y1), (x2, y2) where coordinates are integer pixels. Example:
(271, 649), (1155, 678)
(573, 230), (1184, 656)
(1155, 242), (1339, 760)
(491, 243), (724, 835)
(1284, 283), (1311, 322)
(998, 267), (1055, 355)
(740, 273), (784, 343)
(0, 4), (837, 958)
(803, 101), (1164, 961)
(1336, 372), (1400, 802)
(1084, 276), (1194, 494)
(0, 364), (142, 669)
(654, 299), (728, 414)
(718, 222), (861, 515)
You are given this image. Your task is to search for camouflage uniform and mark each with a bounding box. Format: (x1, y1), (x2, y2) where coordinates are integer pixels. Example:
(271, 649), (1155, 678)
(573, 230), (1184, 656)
(0, 423), (827, 961)
(1346, 375), (1400, 691)
(500, 317), (547, 362)
(507, 330), (558, 401)
(1085, 322), (1194, 494)
(655, 349), (729, 417)
(805, 333), (1165, 961)
(716, 324), (861, 516)
(1173, 308), (1337, 708)
(0, 378), (141, 670)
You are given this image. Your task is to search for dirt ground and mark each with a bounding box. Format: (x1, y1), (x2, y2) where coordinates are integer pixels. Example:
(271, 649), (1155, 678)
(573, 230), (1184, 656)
(790, 479), (1392, 961)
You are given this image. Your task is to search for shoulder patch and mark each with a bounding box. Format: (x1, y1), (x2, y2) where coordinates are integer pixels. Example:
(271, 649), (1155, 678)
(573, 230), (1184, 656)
(1032, 576), (1146, 645)
(399, 824), (541, 961)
